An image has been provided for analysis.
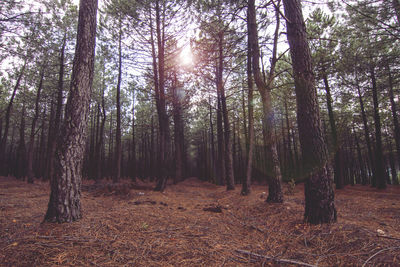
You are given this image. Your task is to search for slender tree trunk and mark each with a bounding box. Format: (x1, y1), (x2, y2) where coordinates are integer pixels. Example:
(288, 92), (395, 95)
(242, 14), (254, 195)
(283, 0), (336, 224)
(172, 71), (184, 184)
(393, 0), (400, 25)
(356, 78), (375, 185)
(386, 63), (400, 171)
(27, 62), (45, 183)
(152, 0), (168, 191)
(322, 73), (343, 189)
(215, 31), (235, 190)
(114, 26), (122, 184)
(0, 62), (26, 175)
(370, 66), (386, 189)
(209, 95), (217, 181)
(47, 35), (67, 181)
(248, 0), (283, 202)
(44, 0), (97, 223)
(16, 102), (27, 179)
(131, 89), (136, 181)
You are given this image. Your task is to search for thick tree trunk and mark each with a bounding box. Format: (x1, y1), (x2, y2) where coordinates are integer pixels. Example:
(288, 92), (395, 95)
(248, 0), (282, 202)
(27, 63), (45, 183)
(370, 66), (386, 189)
(44, 0), (97, 223)
(283, 0), (336, 224)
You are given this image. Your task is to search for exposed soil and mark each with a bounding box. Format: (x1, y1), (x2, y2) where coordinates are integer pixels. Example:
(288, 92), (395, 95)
(1, 176), (400, 266)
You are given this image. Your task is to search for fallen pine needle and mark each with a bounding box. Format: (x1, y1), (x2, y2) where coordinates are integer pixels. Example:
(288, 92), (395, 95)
(361, 246), (400, 267)
(235, 249), (317, 267)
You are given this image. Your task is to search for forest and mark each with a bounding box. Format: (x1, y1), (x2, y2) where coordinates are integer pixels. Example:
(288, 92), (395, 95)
(0, 0), (400, 266)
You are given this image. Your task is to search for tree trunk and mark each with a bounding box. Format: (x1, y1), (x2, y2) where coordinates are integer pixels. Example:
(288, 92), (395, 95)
(242, 13), (254, 195)
(16, 102), (27, 179)
(215, 31), (235, 190)
(248, 0), (283, 202)
(356, 78), (375, 186)
(386, 63), (400, 172)
(393, 0), (400, 25)
(44, 0), (97, 223)
(46, 35), (67, 181)
(131, 89), (136, 181)
(0, 62), (26, 175)
(172, 71), (184, 184)
(114, 26), (122, 184)
(370, 66), (386, 189)
(322, 73), (344, 189)
(283, 0), (336, 224)
(217, 92), (226, 186)
(153, 0), (168, 192)
(27, 62), (45, 183)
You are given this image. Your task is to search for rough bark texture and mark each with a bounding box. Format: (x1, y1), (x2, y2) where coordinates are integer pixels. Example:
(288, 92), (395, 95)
(283, 0), (336, 224)
(44, 0), (97, 223)
(248, 0), (283, 202)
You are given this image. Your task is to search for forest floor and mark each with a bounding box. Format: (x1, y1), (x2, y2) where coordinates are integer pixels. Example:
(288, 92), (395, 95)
(0, 176), (400, 266)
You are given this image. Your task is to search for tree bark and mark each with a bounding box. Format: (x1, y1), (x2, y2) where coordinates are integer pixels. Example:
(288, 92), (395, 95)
(0, 62), (26, 175)
(370, 66), (386, 189)
(44, 0), (97, 223)
(322, 73), (344, 189)
(27, 62), (45, 183)
(356, 78), (375, 186)
(386, 63), (400, 172)
(114, 25), (122, 184)
(217, 32), (235, 191)
(248, 0), (283, 202)
(46, 34), (67, 181)
(16, 102), (27, 179)
(242, 9), (254, 195)
(283, 0), (336, 224)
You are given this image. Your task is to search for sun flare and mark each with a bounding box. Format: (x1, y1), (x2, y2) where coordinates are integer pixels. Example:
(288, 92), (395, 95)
(179, 46), (193, 66)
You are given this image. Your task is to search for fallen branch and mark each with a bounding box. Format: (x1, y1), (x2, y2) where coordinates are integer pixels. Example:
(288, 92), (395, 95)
(235, 249), (317, 267)
(377, 234), (400, 241)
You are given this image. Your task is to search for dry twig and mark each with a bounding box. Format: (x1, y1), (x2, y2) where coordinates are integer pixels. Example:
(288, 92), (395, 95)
(235, 249), (317, 267)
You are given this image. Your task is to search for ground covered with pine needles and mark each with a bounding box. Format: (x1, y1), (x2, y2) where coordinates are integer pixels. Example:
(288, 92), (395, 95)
(0, 176), (400, 266)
